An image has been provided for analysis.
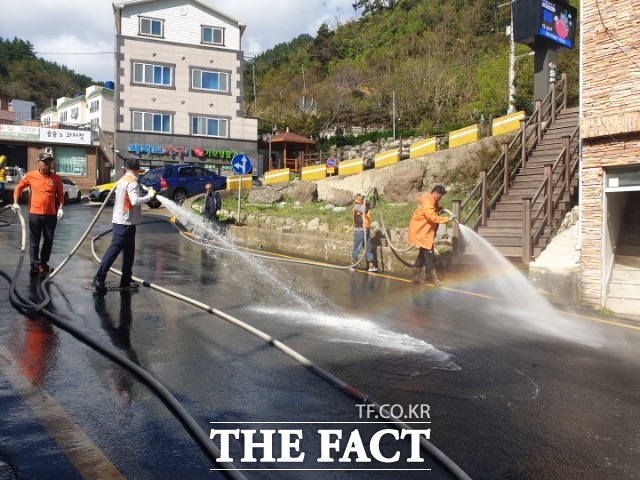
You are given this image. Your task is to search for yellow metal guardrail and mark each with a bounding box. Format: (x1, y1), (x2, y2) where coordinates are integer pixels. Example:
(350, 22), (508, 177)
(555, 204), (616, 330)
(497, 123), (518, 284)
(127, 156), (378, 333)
(492, 111), (525, 136)
(264, 168), (290, 185)
(338, 158), (365, 176)
(409, 138), (437, 159)
(374, 148), (400, 168)
(449, 125), (479, 148)
(301, 164), (328, 181)
(226, 175), (252, 190)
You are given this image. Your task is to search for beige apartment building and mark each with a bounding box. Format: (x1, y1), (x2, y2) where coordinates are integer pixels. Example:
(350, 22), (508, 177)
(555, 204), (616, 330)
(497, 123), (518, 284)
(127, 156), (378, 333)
(580, 0), (640, 313)
(112, 0), (258, 175)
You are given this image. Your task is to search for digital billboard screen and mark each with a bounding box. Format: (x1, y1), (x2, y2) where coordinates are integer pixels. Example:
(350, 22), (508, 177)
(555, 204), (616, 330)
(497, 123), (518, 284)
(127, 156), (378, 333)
(514, 0), (577, 50)
(538, 0), (577, 49)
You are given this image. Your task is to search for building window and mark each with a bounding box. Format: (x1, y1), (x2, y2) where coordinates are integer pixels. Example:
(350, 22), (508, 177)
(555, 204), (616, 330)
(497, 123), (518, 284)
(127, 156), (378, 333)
(71, 107), (79, 120)
(133, 62), (173, 86)
(42, 117), (51, 126)
(202, 26), (224, 45)
(55, 146), (87, 176)
(192, 69), (229, 92)
(133, 111), (172, 133)
(90, 100), (100, 113)
(140, 17), (163, 37)
(59, 111), (68, 123)
(90, 118), (100, 141)
(192, 115), (228, 138)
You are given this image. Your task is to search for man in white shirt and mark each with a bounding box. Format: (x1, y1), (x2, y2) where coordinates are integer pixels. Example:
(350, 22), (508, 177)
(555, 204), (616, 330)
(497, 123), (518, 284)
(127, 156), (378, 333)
(93, 159), (156, 292)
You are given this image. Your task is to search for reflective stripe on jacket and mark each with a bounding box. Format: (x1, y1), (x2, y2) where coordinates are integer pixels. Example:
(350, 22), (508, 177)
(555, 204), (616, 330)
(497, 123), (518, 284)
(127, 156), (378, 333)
(112, 173), (153, 225)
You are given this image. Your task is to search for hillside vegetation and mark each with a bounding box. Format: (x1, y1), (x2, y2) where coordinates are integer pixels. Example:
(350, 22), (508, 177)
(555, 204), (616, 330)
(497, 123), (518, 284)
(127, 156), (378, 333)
(0, 0), (578, 146)
(0, 37), (95, 115)
(246, 0), (579, 145)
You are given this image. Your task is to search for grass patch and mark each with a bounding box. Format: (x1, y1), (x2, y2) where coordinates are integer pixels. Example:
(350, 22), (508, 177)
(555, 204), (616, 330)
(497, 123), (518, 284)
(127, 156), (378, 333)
(194, 193), (464, 231)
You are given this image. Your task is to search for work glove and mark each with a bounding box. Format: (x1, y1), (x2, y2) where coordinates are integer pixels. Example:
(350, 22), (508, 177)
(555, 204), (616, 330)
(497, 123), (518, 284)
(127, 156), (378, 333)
(146, 187), (157, 197)
(10, 202), (20, 213)
(57, 208), (64, 220)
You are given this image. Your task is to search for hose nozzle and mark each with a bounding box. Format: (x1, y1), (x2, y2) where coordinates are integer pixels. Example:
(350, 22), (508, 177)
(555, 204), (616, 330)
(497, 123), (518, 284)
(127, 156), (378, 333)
(441, 208), (460, 224)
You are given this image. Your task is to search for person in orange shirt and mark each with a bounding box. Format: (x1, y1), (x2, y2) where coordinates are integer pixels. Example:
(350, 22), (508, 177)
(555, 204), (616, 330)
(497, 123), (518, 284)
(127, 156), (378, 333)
(12, 153), (64, 274)
(407, 185), (453, 285)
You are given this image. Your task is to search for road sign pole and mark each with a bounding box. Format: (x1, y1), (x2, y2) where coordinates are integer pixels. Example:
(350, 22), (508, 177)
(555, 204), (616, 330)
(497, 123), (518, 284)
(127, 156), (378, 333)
(231, 154), (252, 226)
(236, 174), (242, 225)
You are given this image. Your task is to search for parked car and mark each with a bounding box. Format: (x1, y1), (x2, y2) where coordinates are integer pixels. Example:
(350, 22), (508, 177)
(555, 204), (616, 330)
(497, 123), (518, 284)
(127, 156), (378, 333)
(140, 164), (227, 208)
(88, 182), (116, 204)
(0, 166), (27, 204)
(61, 177), (82, 203)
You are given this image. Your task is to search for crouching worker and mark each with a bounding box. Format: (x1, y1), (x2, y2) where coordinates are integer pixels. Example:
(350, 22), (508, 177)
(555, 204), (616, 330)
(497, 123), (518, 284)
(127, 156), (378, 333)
(407, 185), (453, 285)
(93, 159), (156, 292)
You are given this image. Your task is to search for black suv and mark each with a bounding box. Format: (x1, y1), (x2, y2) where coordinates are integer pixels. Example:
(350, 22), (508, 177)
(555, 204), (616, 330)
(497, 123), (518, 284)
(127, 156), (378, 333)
(140, 164), (227, 208)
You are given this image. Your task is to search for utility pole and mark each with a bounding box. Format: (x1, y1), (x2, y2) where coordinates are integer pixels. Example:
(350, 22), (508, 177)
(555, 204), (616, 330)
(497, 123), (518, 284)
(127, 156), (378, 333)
(497, 1), (516, 114)
(392, 91), (396, 140)
(507, 7), (516, 114)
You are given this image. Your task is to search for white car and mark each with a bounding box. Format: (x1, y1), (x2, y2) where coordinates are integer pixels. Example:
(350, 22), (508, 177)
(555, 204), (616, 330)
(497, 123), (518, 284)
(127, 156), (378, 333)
(61, 177), (82, 203)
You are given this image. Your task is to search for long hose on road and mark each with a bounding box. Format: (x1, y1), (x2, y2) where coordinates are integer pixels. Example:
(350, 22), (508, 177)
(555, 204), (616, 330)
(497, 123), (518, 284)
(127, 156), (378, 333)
(90, 199), (473, 480)
(2, 198), (472, 480)
(0, 202), (248, 480)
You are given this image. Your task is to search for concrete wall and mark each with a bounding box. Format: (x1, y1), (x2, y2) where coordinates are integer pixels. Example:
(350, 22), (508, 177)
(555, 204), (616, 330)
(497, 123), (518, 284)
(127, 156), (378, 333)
(224, 223), (423, 277)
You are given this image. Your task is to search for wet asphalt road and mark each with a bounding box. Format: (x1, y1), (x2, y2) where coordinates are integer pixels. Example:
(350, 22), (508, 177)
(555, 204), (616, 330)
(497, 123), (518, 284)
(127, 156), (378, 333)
(0, 201), (639, 480)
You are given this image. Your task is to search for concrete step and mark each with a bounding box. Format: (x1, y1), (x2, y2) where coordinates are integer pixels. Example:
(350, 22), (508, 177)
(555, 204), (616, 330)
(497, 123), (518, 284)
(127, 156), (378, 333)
(614, 255), (640, 269)
(609, 279), (640, 296)
(605, 295), (640, 317)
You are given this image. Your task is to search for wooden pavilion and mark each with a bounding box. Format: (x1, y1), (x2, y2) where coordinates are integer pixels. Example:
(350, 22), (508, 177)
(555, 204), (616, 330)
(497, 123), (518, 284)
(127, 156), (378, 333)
(268, 128), (316, 172)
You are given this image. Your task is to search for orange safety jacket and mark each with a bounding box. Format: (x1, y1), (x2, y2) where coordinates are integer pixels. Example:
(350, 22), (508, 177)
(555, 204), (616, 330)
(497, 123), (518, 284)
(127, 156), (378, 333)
(14, 171), (64, 215)
(352, 197), (371, 229)
(407, 192), (449, 250)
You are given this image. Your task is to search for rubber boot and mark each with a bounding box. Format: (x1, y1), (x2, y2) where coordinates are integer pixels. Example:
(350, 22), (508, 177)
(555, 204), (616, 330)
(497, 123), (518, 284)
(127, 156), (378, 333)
(412, 267), (425, 283)
(430, 269), (442, 286)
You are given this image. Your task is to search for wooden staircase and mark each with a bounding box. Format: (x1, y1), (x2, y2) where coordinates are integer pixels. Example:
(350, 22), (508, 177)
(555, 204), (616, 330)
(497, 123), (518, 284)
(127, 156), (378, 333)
(476, 107), (579, 259)
(452, 74), (580, 264)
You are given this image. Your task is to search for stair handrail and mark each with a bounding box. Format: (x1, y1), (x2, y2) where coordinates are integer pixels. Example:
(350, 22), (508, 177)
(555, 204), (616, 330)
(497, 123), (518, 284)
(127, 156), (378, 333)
(525, 122), (580, 259)
(457, 73), (566, 232)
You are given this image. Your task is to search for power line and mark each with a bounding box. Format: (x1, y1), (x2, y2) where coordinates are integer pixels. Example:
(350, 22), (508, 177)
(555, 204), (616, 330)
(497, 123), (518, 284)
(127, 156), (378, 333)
(35, 51), (115, 55)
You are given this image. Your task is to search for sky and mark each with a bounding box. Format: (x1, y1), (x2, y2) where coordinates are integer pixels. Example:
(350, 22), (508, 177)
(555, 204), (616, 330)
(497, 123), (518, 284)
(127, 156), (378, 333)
(0, 0), (357, 83)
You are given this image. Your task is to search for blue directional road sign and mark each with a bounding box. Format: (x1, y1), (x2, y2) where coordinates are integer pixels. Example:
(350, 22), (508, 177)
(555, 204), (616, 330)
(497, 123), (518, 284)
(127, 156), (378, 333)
(231, 154), (252, 175)
(326, 157), (337, 168)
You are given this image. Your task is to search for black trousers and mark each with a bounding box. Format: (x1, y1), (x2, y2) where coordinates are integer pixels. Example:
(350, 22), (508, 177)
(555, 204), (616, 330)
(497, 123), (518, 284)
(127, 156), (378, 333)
(28, 214), (57, 266)
(95, 224), (137, 284)
(414, 246), (436, 271)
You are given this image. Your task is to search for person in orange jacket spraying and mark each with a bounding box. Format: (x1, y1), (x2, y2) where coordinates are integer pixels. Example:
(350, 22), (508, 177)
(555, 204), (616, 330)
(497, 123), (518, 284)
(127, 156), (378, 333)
(407, 185), (454, 285)
(11, 153), (64, 274)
